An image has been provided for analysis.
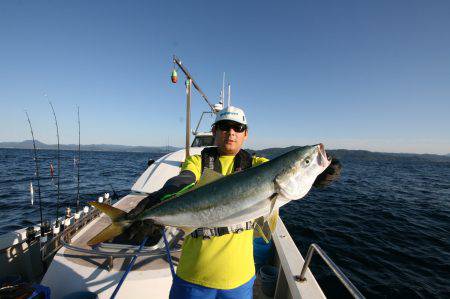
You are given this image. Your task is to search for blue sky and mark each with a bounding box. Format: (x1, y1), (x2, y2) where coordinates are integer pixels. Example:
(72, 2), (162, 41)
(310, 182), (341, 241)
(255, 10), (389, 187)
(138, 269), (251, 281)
(1, 1), (449, 154)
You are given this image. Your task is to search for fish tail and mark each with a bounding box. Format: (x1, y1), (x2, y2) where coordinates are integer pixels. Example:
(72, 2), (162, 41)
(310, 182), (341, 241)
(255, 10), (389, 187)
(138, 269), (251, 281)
(87, 223), (126, 246)
(89, 201), (127, 221)
(87, 202), (128, 245)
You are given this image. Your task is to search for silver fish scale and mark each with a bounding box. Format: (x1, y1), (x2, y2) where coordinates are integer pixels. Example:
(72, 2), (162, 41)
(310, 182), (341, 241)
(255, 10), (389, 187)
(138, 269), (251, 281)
(141, 145), (323, 228)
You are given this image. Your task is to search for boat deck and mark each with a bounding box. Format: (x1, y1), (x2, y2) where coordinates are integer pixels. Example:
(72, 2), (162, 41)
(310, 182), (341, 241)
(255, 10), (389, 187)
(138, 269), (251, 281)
(41, 194), (181, 298)
(61, 194), (182, 272)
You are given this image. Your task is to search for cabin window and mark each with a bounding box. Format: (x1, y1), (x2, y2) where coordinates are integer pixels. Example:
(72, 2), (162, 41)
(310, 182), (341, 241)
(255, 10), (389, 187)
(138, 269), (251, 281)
(192, 136), (214, 147)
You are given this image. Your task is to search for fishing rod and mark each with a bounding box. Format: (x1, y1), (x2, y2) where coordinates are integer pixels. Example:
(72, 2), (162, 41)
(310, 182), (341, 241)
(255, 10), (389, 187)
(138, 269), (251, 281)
(109, 184), (119, 201)
(48, 101), (61, 221)
(76, 106), (81, 213)
(25, 111), (44, 230)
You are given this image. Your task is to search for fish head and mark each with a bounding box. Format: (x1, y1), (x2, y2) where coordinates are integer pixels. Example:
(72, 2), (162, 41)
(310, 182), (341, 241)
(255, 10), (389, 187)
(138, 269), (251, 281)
(275, 144), (331, 200)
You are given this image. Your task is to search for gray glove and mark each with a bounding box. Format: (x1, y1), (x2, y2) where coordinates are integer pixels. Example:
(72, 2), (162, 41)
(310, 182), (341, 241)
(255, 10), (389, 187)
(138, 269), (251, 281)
(313, 157), (342, 188)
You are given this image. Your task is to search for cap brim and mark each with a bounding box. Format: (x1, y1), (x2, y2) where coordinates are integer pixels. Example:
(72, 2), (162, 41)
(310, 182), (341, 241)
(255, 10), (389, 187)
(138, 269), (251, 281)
(213, 120), (247, 126)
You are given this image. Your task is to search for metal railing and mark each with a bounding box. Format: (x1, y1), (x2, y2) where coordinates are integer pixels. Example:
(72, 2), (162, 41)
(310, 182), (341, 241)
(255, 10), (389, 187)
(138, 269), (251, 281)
(59, 229), (183, 258)
(295, 243), (365, 299)
(40, 205), (104, 261)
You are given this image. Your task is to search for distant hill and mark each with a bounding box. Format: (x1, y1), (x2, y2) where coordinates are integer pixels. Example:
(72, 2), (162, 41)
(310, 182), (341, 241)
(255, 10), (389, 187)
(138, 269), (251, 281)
(2, 141), (450, 161)
(249, 147), (450, 162)
(0, 140), (180, 153)
(247, 146), (299, 159)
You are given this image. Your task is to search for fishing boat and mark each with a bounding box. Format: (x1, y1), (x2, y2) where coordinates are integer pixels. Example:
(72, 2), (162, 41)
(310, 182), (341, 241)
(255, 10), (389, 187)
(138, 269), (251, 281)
(0, 57), (363, 299)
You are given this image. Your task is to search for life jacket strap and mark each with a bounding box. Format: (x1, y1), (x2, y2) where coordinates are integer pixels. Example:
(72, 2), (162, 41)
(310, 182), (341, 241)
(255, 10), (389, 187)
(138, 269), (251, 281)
(190, 221), (253, 239)
(200, 147), (253, 175)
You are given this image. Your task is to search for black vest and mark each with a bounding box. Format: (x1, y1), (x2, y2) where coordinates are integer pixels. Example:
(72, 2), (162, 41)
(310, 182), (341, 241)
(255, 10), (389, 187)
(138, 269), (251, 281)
(201, 147), (253, 174)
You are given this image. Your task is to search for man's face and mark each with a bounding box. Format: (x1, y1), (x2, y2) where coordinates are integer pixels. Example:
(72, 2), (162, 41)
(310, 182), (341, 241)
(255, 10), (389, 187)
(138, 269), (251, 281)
(213, 121), (248, 155)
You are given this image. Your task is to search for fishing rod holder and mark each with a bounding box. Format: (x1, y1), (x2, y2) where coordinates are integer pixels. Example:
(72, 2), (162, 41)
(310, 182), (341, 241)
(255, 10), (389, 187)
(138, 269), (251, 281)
(296, 243), (365, 299)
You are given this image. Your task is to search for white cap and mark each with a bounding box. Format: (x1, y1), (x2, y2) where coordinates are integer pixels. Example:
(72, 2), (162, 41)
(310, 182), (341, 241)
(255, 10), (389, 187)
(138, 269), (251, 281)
(213, 106), (247, 125)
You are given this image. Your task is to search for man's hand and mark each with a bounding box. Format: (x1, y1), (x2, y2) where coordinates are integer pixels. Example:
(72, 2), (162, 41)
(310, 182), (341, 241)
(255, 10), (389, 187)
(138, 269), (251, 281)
(313, 157), (342, 188)
(126, 219), (162, 241)
(124, 193), (162, 241)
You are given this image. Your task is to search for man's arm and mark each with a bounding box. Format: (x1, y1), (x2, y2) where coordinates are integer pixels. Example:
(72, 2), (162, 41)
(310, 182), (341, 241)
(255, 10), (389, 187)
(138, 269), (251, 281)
(127, 170), (196, 218)
(127, 154), (201, 218)
(124, 169), (196, 240)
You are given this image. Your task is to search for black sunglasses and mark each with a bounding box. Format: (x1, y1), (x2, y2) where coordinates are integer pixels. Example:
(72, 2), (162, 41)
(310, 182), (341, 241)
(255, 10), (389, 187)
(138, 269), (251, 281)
(215, 122), (247, 133)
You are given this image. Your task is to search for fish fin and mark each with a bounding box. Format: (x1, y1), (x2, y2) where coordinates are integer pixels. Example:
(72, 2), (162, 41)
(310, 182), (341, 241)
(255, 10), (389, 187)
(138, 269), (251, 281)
(193, 168), (224, 189)
(266, 208), (279, 233)
(255, 213), (279, 243)
(269, 194), (277, 215)
(253, 195), (279, 242)
(254, 216), (264, 230)
(89, 202), (127, 221)
(179, 226), (196, 236)
(254, 221), (270, 244)
(267, 194), (279, 232)
(87, 223), (125, 246)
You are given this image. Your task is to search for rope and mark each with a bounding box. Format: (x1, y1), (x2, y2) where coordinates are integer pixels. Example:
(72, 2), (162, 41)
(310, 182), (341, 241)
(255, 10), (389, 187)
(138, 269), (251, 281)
(162, 228), (176, 278)
(110, 236), (149, 299)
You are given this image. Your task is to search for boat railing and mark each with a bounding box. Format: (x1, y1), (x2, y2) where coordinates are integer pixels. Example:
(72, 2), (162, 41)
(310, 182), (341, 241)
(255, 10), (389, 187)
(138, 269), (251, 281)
(55, 206), (183, 273)
(0, 198), (110, 259)
(193, 111), (213, 135)
(59, 226), (182, 258)
(40, 199), (110, 261)
(296, 243), (365, 299)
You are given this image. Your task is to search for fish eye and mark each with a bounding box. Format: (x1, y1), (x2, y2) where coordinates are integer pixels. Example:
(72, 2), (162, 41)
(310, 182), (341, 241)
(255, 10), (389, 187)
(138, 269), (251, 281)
(305, 159), (310, 165)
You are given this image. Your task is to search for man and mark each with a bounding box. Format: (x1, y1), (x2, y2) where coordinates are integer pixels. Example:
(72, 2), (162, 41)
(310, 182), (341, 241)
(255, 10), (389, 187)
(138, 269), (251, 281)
(128, 106), (341, 298)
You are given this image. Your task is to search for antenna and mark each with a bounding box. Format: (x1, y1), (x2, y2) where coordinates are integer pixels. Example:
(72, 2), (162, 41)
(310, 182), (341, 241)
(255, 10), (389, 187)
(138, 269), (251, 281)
(48, 100), (61, 221)
(221, 72), (225, 105)
(228, 84), (231, 107)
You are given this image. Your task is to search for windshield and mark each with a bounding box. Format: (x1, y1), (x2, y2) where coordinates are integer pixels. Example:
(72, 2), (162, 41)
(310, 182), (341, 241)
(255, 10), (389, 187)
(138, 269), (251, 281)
(192, 136), (214, 147)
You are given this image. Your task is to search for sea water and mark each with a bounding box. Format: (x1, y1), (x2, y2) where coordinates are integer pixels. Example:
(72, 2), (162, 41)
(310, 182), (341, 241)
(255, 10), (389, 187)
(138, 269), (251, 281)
(0, 148), (449, 298)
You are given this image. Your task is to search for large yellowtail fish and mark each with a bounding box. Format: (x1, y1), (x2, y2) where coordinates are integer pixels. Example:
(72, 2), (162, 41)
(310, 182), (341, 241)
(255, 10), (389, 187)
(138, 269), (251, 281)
(88, 144), (331, 245)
